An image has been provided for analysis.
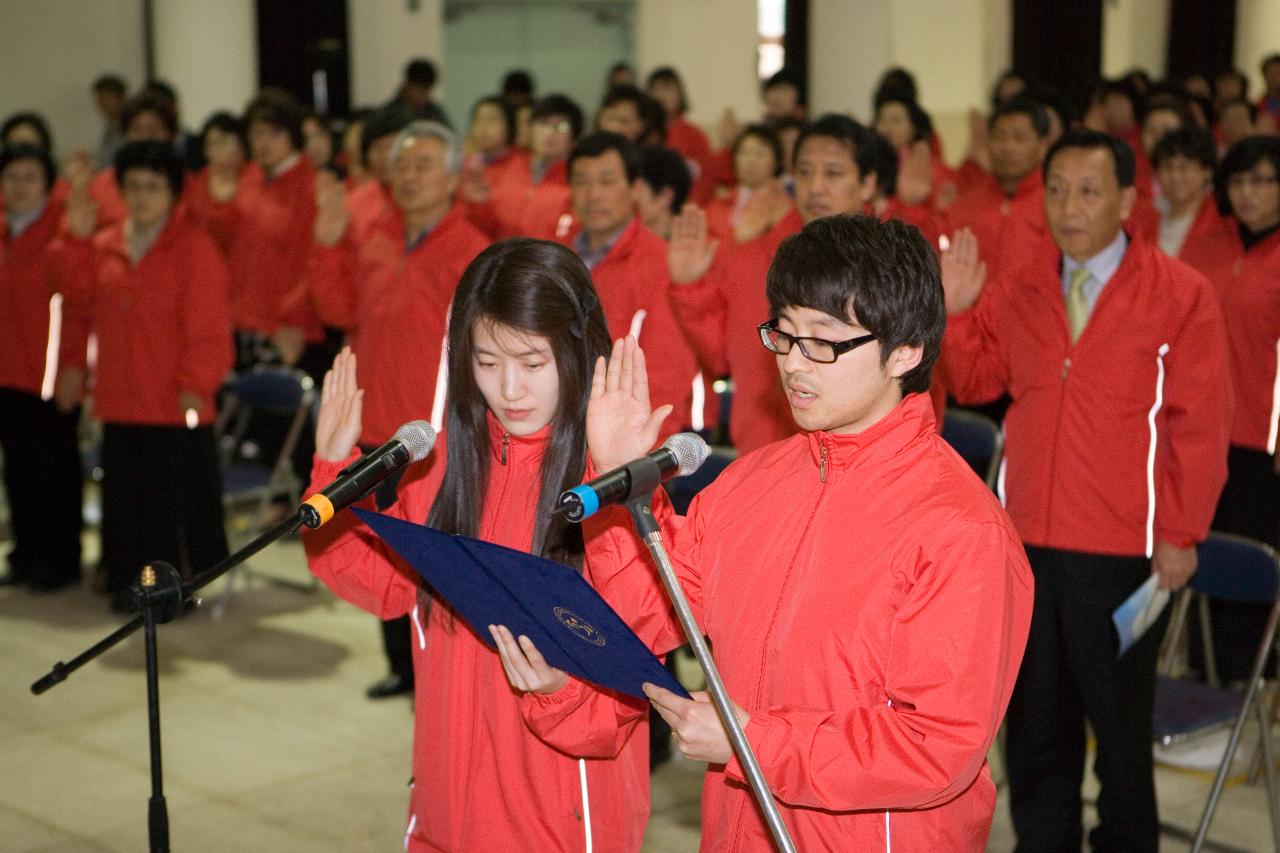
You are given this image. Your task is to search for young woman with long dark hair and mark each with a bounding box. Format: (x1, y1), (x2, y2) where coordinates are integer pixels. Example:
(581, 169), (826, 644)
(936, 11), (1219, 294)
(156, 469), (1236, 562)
(303, 238), (656, 852)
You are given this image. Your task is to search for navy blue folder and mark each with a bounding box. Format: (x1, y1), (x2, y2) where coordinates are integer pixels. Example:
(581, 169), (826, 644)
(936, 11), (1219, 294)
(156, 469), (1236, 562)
(352, 508), (689, 700)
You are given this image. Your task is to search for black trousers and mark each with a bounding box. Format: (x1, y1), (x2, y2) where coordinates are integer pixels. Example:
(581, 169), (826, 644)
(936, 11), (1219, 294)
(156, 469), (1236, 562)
(100, 423), (228, 593)
(1007, 546), (1168, 853)
(0, 387), (82, 587)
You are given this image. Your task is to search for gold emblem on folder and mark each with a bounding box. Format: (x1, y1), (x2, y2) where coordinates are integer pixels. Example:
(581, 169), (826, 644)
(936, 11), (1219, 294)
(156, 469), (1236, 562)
(554, 607), (606, 646)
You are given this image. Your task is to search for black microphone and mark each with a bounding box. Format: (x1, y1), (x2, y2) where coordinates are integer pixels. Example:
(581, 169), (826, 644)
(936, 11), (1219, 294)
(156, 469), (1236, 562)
(299, 420), (436, 528)
(555, 432), (709, 522)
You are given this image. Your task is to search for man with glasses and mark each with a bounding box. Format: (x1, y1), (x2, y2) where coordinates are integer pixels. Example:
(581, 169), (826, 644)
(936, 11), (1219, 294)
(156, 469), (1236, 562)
(582, 214), (1034, 849)
(942, 129), (1231, 852)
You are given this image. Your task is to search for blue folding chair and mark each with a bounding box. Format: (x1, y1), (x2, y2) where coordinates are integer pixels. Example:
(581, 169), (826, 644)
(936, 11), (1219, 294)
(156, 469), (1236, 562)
(212, 366), (317, 615)
(941, 408), (1003, 491)
(1154, 532), (1280, 851)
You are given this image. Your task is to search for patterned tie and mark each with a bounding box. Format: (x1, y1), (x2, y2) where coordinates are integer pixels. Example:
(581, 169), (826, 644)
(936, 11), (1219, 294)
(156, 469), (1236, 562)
(1065, 266), (1092, 343)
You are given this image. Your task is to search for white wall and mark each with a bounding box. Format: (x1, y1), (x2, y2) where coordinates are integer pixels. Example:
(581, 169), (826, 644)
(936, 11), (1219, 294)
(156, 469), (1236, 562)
(0, 0), (145, 158)
(153, 0), (257, 128)
(348, 0), (445, 110)
(809, 0), (1007, 163)
(1102, 0), (1169, 79)
(1236, 0), (1280, 99)
(635, 0), (760, 134)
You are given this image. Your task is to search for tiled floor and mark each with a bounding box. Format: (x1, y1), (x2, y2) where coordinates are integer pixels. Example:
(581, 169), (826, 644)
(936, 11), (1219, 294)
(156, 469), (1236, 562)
(3, 534), (1277, 851)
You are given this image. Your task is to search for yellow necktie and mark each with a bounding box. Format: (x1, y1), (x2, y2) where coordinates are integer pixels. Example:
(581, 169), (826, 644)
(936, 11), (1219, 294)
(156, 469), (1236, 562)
(1065, 266), (1092, 343)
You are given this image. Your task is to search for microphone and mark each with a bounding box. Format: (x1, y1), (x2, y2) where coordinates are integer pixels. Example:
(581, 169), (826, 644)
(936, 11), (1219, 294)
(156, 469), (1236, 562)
(555, 432), (709, 523)
(299, 420), (437, 529)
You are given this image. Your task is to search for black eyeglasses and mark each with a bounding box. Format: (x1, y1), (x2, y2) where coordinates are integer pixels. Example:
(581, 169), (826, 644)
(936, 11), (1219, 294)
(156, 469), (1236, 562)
(757, 320), (877, 364)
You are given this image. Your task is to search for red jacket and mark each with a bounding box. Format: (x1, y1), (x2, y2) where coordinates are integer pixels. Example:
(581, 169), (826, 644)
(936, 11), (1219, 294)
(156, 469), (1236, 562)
(204, 159), (321, 336)
(1190, 223), (1280, 452)
(463, 158), (572, 241)
(346, 179), (393, 239)
(59, 213), (233, 426)
(560, 218), (702, 436)
(0, 200), (78, 397)
(669, 209), (802, 452)
(944, 234), (1231, 555)
(307, 205), (489, 444)
(666, 116), (716, 205)
(89, 167), (128, 229)
(1175, 195), (1230, 270)
(303, 416), (651, 852)
(943, 171), (1050, 283)
(584, 393), (1034, 851)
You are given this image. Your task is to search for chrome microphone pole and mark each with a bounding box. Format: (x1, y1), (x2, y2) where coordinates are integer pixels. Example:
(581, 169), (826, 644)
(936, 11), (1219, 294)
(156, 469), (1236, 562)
(623, 495), (797, 853)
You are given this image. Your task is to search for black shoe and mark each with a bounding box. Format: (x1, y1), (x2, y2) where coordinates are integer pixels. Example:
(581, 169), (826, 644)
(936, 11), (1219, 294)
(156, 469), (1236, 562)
(365, 673), (414, 700)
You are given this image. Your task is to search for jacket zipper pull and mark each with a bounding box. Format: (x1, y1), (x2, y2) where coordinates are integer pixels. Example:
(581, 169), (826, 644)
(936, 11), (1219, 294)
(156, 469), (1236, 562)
(1061, 356), (1072, 381)
(500, 432), (509, 465)
(819, 443), (828, 483)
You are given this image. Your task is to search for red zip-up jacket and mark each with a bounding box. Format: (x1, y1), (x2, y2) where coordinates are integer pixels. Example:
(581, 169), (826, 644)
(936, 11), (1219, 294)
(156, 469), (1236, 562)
(943, 170), (1050, 283)
(303, 416), (651, 852)
(1188, 223), (1280, 452)
(666, 116), (716, 205)
(1176, 195), (1231, 271)
(560, 217), (701, 436)
(584, 393), (1034, 851)
(668, 208), (802, 453)
(944, 233), (1232, 555)
(58, 213), (233, 426)
(88, 166), (128, 229)
(306, 205), (488, 444)
(204, 159), (321, 337)
(0, 200), (79, 397)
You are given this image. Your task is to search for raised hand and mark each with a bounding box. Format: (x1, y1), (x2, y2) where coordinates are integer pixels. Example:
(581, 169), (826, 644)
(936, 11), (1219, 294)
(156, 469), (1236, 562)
(732, 179), (788, 243)
(717, 107), (742, 149)
(488, 625), (569, 695)
(586, 336), (672, 473)
(313, 170), (350, 246)
(668, 204), (719, 284)
(62, 150), (97, 238)
(315, 346), (363, 462)
(940, 227), (987, 315)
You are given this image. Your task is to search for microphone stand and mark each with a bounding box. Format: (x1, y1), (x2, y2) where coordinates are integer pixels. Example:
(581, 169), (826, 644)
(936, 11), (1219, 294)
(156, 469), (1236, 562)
(621, 482), (797, 853)
(30, 510), (307, 853)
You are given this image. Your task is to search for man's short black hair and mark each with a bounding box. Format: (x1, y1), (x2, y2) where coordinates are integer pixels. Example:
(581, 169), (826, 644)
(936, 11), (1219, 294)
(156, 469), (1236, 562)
(93, 74), (126, 96)
(1043, 129), (1136, 188)
(121, 92), (178, 137)
(636, 146), (691, 213)
(874, 66), (918, 106)
(198, 111), (247, 154)
(142, 79), (178, 107)
(1, 111), (53, 153)
(360, 106), (412, 163)
(732, 124), (784, 178)
(502, 69), (535, 98)
(0, 143), (56, 191)
(531, 94), (585, 141)
(244, 88), (306, 150)
(989, 95), (1050, 137)
(1215, 135), (1280, 216)
(568, 131), (639, 182)
(1151, 126), (1215, 170)
(114, 140), (185, 197)
(793, 114), (876, 178)
(764, 68), (805, 105)
(766, 214), (944, 395)
(599, 84), (665, 143)
(405, 58), (438, 88)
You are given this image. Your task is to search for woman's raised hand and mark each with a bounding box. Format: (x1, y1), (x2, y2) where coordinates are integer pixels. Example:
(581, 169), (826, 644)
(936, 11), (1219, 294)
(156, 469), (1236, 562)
(315, 347), (363, 462)
(586, 336), (672, 474)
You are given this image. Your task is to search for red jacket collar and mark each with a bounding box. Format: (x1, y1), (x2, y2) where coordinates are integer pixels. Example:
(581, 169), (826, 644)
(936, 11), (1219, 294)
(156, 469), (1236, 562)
(485, 409), (553, 465)
(805, 392), (935, 474)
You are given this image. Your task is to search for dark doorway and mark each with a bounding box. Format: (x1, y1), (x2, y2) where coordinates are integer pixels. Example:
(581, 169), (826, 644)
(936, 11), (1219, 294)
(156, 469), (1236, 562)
(1012, 0), (1103, 114)
(1167, 0), (1237, 81)
(255, 0), (350, 116)
(784, 0), (809, 102)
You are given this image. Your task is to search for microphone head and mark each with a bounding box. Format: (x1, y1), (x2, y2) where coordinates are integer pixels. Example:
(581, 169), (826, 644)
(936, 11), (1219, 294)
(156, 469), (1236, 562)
(393, 420), (437, 462)
(662, 432), (710, 477)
